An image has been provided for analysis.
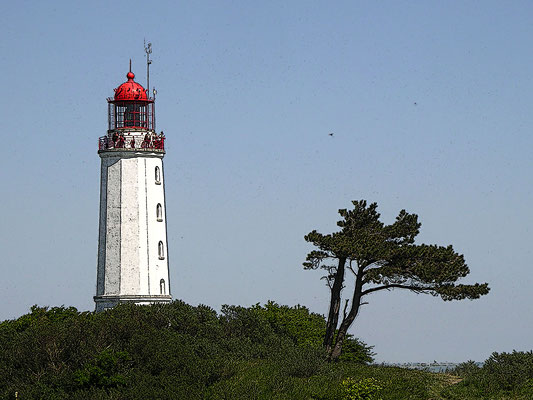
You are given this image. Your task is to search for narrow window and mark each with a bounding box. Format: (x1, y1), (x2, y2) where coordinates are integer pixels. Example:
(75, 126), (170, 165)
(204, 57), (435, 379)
(158, 241), (165, 259)
(160, 279), (166, 295)
(156, 203), (163, 221)
(155, 166), (161, 184)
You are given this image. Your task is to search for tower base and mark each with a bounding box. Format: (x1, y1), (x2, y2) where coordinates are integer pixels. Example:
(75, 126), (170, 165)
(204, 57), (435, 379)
(94, 294), (172, 312)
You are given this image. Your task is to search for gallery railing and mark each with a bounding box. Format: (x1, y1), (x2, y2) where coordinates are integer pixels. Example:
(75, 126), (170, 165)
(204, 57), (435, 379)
(99, 133), (165, 152)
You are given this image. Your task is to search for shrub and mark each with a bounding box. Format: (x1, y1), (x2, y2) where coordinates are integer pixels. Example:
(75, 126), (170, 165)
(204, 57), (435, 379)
(251, 301), (326, 347)
(249, 301), (374, 364)
(482, 350), (533, 391)
(441, 350), (533, 399)
(338, 336), (375, 364)
(273, 344), (325, 378)
(73, 349), (132, 389)
(342, 377), (382, 400)
(448, 360), (480, 378)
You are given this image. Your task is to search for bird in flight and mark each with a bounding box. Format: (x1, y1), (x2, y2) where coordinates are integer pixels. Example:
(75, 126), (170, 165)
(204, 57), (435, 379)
(328, 133), (334, 137)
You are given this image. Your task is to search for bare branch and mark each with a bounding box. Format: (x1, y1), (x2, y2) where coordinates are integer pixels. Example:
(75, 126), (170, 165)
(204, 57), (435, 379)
(320, 276), (334, 289)
(347, 259), (357, 275)
(342, 299), (349, 321)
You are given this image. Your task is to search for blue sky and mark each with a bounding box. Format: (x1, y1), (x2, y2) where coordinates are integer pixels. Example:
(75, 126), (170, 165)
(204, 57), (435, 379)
(1, 1), (532, 363)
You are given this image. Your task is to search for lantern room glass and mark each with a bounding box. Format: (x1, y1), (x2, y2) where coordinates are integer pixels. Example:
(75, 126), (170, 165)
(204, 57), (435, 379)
(108, 100), (155, 131)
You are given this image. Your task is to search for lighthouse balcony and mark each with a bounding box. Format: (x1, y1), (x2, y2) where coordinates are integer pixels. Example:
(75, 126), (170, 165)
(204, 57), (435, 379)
(98, 131), (165, 153)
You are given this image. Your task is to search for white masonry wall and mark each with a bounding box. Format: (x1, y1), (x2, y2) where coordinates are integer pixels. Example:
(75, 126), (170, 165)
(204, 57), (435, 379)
(95, 150), (171, 311)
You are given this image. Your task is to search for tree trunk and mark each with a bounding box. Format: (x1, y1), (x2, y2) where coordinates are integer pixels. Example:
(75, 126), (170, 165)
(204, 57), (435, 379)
(323, 257), (346, 353)
(329, 266), (364, 361)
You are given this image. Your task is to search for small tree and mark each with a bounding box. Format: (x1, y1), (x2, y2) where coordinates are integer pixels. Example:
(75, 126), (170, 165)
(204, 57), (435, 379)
(304, 200), (489, 361)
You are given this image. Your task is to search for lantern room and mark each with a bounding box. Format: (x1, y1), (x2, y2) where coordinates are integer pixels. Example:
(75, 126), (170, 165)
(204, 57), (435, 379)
(107, 71), (155, 131)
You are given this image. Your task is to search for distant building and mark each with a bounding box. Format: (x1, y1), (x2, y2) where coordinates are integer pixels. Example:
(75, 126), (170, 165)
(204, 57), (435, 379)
(94, 69), (171, 312)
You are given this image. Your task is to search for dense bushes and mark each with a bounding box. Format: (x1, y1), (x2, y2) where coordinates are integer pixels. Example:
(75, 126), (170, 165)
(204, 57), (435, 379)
(482, 351), (533, 391)
(5, 302), (533, 399)
(442, 351), (533, 399)
(0, 301), (374, 399)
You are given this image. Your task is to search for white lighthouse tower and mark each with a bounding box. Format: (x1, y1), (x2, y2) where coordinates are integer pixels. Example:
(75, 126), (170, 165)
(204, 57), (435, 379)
(94, 68), (171, 312)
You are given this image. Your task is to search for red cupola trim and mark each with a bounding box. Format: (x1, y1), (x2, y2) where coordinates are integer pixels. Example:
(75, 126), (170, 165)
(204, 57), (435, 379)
(114, 71), (148, 101)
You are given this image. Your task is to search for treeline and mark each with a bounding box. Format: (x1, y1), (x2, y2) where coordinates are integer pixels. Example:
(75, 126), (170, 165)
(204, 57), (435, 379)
(0, 301), (373, 399)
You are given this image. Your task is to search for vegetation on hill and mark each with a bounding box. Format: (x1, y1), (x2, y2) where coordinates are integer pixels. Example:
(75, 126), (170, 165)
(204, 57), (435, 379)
(0, 301), (374, 399)
(1, 301), (531, 399)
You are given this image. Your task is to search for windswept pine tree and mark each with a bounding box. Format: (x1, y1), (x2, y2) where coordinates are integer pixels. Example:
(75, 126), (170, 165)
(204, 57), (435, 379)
(304, 200), (490, 361)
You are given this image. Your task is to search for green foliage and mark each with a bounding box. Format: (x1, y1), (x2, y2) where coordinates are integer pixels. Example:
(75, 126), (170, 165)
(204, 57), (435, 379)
(73, 349), (131, 389)
(338, 337), (375, 364)
(441, 351), (533, 399)
(272, 344), (325, 378)
(205, 362), (437, 400)
(448, 360), (480, 378)
(342, 377), (382, 400)
(251, 301), (325, 348)
(305, 200), (490, 302)
(15, 301), (525, 399)
(0, 301), (374, 399)
(248, 301), (374, 364)
(482, 351), (533, 391)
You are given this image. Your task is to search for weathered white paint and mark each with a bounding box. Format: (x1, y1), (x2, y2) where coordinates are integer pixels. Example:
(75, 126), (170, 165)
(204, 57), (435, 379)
(94, 149), (171, 312)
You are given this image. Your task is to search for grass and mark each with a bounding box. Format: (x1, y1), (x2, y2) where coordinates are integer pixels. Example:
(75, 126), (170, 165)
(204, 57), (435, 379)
(206, 361), (464, 400)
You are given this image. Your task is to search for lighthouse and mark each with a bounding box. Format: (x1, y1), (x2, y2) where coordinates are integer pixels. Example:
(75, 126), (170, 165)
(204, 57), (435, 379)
(94, 68), (171, 312)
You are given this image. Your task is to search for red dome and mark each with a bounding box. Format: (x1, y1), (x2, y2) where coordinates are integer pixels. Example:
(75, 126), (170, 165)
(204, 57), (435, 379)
(113, 72), (147, 101)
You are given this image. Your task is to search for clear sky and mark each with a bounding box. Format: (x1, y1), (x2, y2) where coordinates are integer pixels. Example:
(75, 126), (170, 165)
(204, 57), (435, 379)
(1, 1), (532, 363)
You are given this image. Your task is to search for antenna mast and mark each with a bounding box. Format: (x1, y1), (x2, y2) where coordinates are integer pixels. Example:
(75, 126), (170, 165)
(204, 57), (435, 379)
(144, 40), (152, 99)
